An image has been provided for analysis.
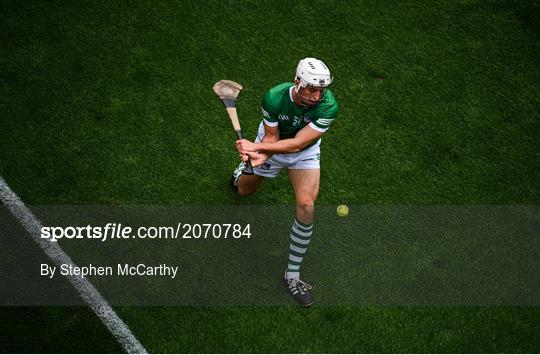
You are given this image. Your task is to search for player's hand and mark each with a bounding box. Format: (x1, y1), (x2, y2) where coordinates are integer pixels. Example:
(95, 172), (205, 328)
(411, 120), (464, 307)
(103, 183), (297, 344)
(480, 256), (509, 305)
(236, 139), (258, 153)
(239, 151), (269, 167)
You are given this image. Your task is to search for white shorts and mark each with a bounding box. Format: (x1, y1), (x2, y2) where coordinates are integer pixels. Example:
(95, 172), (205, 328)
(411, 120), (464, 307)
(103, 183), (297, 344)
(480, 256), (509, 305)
(252, 121), (321, 178)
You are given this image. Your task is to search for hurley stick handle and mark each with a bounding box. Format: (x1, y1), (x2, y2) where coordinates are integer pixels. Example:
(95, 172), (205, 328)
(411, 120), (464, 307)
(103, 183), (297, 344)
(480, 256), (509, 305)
(235, 129), (254, 175)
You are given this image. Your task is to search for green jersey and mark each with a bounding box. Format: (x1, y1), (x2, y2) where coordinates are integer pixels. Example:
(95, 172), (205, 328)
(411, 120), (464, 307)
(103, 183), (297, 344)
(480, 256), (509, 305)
(261, 82), (339, 140)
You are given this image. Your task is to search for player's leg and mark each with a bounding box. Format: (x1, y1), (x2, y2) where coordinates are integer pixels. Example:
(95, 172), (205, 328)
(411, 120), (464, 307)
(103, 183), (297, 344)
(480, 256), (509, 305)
(236, 173), (264, 196)
(283, 168), (320, 307)
(287, 168), (320, 275)
(230, 161), (263, 196)
(289, 168), (320, 224)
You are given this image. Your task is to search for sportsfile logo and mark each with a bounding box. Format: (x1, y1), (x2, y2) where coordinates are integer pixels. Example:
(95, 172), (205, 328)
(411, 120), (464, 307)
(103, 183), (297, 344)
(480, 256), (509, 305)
(41, 223), (133, 242)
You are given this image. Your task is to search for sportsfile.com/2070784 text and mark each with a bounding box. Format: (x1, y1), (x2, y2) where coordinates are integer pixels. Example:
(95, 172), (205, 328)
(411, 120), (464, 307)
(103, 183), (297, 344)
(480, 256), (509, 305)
(40, 223), (252, 242)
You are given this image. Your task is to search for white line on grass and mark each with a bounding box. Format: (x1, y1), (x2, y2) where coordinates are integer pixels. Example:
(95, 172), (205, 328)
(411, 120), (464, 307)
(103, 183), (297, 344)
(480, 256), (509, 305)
(0, 176), (147, 354)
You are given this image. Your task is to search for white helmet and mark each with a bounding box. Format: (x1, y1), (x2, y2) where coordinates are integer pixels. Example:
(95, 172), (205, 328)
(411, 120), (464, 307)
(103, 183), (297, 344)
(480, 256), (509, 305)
(295, 58), (333, 89)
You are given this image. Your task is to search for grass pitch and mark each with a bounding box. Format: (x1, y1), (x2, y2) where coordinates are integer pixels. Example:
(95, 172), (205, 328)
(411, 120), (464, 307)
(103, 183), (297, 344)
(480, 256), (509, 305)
(1, 0), (539, 352)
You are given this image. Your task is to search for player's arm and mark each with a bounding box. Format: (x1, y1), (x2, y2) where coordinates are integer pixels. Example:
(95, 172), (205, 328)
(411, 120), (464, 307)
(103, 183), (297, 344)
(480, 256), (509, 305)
(238, 124), (323, 154)
(258, 125), (323, 153)
(261, 122), (279, 143)
(238, 122), (278, 166)
(251, 122), (278, 161)
(260, 94), (280, 145)
(236, 98), (280, 165)
(247, 93), (280, 157)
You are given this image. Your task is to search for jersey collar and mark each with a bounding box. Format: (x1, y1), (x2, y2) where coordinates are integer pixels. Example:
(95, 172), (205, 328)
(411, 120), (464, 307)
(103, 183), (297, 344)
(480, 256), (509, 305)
(289, 86), (295, 102)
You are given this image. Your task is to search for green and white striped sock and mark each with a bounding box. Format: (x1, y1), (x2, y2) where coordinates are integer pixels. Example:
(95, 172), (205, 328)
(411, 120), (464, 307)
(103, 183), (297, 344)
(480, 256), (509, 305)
(286, 219), (313, 280)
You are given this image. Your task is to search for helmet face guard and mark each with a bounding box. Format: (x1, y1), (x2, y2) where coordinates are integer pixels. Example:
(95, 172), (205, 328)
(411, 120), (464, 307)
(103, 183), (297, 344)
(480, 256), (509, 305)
(294, 83), (327, 108)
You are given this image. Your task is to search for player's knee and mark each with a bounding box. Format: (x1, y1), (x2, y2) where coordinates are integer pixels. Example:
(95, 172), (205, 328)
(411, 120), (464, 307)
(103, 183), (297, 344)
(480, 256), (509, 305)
(237, 175), (263, 196)
(237, 185), (255, 196)
(237, 180), (258, 196)
(296, 200), (315, 216)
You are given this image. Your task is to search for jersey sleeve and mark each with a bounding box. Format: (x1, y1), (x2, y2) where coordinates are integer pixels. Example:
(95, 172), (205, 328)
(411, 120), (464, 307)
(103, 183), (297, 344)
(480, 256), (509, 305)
(261, 90), (279, 127)
(309, 101), (339, 133)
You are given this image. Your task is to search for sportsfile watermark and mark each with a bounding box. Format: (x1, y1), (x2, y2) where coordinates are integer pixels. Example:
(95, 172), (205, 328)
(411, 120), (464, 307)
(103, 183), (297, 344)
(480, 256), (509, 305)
(2, 205), (539, 306)
(40, 223), (252, 242)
